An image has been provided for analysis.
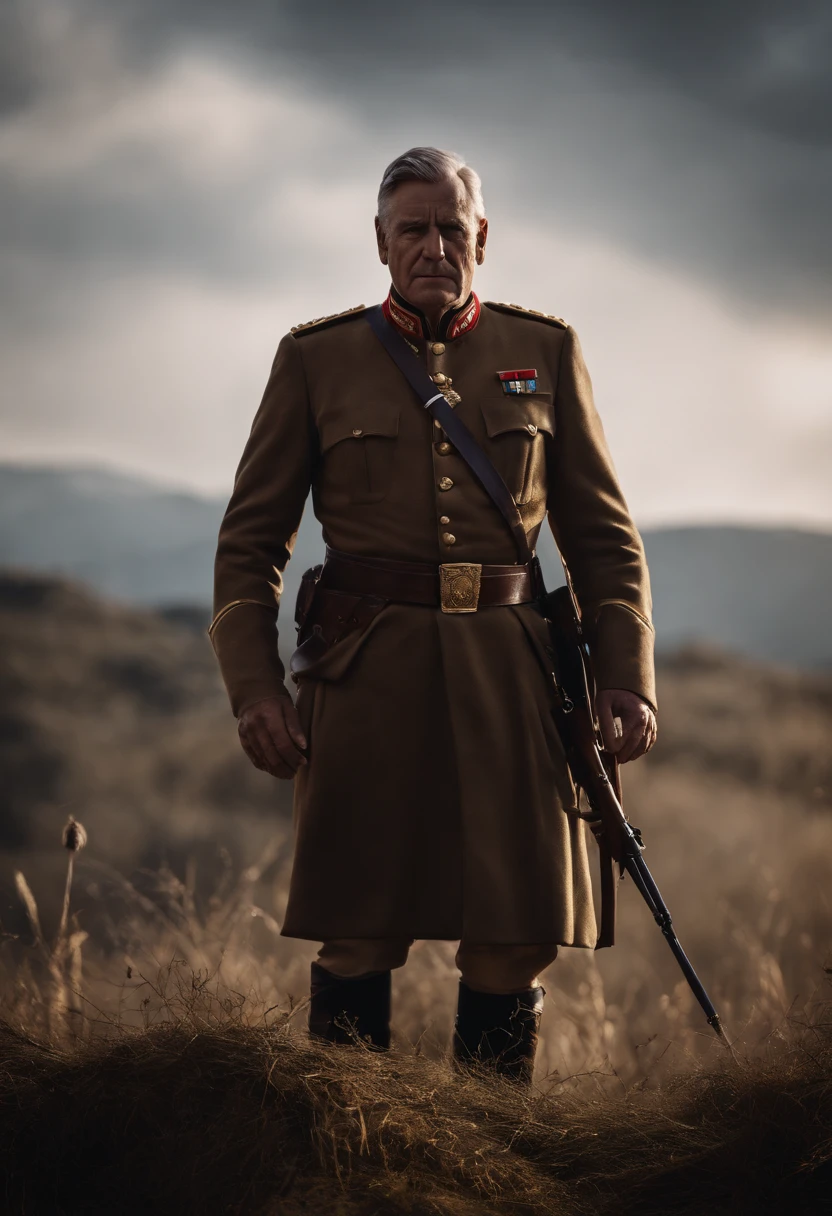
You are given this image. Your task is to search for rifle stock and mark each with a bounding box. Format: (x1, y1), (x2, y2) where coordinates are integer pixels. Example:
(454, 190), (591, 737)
(543, 585), (727, 1043)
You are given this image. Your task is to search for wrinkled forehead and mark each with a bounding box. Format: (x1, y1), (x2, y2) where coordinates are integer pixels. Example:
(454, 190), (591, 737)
(385, 176), (473, 225)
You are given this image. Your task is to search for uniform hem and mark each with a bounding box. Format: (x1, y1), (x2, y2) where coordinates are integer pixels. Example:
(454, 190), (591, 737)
(279, 925), (596, 949)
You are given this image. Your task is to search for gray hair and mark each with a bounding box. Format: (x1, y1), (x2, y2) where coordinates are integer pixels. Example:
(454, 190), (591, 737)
(377, 147), (485, 228)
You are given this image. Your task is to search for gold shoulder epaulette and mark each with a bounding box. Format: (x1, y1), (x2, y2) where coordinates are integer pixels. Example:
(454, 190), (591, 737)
(291, 304), (367, 336)
(484, 301), (568, 329)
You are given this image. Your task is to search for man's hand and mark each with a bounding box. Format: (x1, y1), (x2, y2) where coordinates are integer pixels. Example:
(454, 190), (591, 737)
(237, 695), (308, 779)
(596, 688), (657, 763)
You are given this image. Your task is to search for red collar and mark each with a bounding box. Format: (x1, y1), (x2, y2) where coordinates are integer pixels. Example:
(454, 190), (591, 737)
(382, 287), (481, 342)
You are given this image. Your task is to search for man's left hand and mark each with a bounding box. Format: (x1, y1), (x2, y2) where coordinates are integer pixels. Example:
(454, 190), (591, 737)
(596, 689), (657, 763)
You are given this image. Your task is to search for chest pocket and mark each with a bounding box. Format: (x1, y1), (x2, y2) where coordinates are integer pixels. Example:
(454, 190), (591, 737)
(317, 404), (400, 505)
(480, 395), (554, 505)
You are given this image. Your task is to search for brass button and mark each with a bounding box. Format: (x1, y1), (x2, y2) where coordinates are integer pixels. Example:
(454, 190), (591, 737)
(442, 532), (456, 545)
(526, 423), (538, 435)
(439, 515), (450, 525)
(431, 372), (448, 386)
(438, 476), (454, 491)
(352, 427), (363, 436)
(431, 342), (446, 355)
(435, 441), (452, 455)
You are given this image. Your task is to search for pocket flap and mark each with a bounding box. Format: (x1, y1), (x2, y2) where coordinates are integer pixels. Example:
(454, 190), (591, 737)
(318, 404), (400, 453)
(480, 394), (554, 439)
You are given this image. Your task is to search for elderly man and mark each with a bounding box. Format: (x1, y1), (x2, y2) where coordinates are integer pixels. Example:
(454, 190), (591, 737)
(210, 147), (656, 1081)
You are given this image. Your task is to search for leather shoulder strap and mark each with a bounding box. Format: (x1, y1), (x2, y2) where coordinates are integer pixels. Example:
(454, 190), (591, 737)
(365, 304), (534, 565)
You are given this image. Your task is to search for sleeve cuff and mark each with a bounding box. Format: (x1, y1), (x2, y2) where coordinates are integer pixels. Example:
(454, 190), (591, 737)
(209, 601), (289, 717)
(590, 602), (657, 712)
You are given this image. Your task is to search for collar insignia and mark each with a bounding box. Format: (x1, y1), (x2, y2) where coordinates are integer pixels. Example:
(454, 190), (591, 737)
(383, 291), (423, 337)
(447, 294), (480, 340)
(383, 287), (481, 342)
(498, 369), (539, 395)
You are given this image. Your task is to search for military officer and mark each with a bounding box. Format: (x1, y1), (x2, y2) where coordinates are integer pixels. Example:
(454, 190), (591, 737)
(211, 147), (657, 1081)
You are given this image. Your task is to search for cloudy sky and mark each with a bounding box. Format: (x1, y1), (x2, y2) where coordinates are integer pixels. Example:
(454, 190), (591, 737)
(2, 0), (830, 526)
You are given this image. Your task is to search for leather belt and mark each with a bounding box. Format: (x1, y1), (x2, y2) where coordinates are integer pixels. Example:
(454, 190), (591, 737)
(321, 546), (535, 614)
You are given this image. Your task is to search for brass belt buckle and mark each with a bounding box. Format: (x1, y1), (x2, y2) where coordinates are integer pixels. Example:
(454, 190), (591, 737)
(439, 563), (482, 613)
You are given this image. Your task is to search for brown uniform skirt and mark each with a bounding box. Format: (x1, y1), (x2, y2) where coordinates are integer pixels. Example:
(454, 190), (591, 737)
(281, 599), (596, 947)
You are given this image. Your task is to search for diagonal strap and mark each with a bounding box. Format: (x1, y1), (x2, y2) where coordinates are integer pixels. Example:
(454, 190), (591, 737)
(366, 304), (624, 949)
(365, 305), (534, 566)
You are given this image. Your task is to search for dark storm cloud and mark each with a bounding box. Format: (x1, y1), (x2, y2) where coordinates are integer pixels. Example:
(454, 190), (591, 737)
(3, 148), (304, 284)
(2, 0), (831, 319)
(0, 2), (44, 112)
(76, 0), (832, 145)
(559, 0), (832, 147)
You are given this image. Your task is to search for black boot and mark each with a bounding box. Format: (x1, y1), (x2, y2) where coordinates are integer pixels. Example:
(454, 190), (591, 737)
(453, 981), (545, 1083)
(308, 962), (391, 1049)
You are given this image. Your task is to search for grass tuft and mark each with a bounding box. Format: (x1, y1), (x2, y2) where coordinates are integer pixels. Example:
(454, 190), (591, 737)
(0, 986), (829, 1215)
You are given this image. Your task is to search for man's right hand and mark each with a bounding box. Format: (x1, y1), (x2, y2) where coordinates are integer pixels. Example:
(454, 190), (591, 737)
(237, 695), (308, 779)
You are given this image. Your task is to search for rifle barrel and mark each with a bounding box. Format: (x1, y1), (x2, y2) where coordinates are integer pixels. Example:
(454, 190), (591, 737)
(623, 848), (727, 1041)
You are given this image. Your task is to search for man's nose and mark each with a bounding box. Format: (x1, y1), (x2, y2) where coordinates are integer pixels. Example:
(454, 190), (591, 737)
(421, 225), (445, 261)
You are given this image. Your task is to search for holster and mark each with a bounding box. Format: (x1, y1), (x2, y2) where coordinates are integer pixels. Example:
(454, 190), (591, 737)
(290, 564), (387, 679)
(294, 563), (324, 635)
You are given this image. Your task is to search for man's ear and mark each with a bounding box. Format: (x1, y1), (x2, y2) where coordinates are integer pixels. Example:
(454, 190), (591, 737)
(375, 216), (388, 265)
(475, 217), (488, 266)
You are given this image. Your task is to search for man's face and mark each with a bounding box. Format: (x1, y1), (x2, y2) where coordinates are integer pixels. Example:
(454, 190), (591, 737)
(375, 176), (488, 319)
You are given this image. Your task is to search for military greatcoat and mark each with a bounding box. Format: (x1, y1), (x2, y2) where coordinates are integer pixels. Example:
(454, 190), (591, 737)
(211, 291), (655, 947)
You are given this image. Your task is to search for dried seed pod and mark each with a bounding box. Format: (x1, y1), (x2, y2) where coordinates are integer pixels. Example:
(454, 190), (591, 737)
(62, 817), (87, 852)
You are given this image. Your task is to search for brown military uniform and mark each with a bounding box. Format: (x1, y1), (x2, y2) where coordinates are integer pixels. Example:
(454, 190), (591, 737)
(211, 291), (655, 948)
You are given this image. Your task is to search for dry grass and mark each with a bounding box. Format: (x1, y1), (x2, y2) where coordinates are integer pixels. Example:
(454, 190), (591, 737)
(7, 790), (828, 1089)
(0, 807), (830, 1216)
(0, 962), (829, 1215)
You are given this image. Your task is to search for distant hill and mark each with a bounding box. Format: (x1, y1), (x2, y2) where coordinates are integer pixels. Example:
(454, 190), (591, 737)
(0, 464), (222, 607)
(1, 463), (830, 669)
(643, 527), (832, 669)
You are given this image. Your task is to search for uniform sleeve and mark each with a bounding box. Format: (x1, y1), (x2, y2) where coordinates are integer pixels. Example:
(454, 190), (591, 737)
(210, 333), (315, 716)
(547, 326), (656, 711)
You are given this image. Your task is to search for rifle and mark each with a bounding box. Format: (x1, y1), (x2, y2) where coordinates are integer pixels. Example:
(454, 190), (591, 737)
(544, 582), (728, 1045)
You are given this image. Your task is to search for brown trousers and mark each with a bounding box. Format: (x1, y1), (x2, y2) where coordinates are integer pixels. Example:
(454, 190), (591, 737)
(317, 939), (559, 994)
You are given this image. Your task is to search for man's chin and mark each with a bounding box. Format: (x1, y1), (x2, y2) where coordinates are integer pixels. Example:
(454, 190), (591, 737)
(407, 282), (461, 312)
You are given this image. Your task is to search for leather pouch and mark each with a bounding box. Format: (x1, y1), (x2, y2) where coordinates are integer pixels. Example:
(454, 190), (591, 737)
(291, 569), (387, 678)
